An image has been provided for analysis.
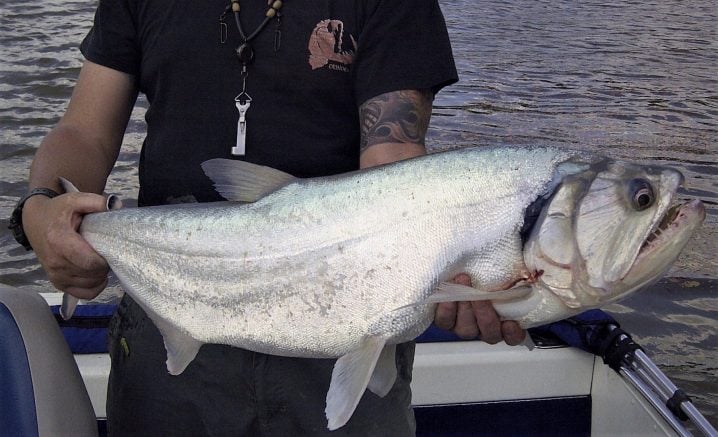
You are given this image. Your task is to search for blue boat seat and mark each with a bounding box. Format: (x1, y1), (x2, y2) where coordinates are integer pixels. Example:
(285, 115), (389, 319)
(0, 285), (97, 437)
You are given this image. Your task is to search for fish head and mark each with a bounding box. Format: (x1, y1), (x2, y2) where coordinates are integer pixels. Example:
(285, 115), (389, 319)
(524, 158), (705, 309)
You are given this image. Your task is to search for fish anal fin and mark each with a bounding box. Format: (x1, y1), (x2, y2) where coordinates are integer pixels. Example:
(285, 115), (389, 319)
(102, 270), (201, 375)
(150, 314), (203, 375)
(326, 336), (386, 430)
(367, 344), (397, 398)
(201, 158), (297, 202)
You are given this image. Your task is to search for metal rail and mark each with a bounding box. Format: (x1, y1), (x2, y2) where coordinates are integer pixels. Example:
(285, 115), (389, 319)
(615, 331), (718, 437)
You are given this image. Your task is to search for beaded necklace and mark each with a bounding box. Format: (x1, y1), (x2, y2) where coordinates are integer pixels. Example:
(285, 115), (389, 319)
(220, 0), (284, 156)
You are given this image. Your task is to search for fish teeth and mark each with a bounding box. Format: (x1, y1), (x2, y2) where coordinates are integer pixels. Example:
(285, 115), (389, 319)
(640, 203), (683, 252)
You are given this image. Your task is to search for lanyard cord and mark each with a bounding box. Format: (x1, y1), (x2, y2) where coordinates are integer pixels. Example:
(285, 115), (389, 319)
(230, 1), (283, 45)
(234, 11), (272, 43)
(223, 1), (285, 156)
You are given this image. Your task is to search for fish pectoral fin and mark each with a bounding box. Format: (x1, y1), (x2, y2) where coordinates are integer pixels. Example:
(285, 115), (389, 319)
(394, 283), (532, 311)
(201, 158), (298, 202)
(151, 315), (203, 375)
(426, 283), (533, 304)
(326, 336), (386, 430)
(60, 293), (79, 320)
(367, 344), (397, 398)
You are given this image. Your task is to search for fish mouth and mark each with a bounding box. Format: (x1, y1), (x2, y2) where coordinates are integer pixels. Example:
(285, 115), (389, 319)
(631, 199), (705, 272)
(639, 204), (681, 251)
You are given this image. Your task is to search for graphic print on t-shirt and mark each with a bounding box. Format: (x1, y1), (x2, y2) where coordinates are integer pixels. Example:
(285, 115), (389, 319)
(308, 19), (356, 72)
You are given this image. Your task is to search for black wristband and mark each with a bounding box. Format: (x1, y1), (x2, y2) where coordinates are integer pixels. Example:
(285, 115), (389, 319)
(8, 188), (60, 251)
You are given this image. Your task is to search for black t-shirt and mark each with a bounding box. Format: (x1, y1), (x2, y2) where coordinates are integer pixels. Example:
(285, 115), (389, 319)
(81, 0), (458, 206)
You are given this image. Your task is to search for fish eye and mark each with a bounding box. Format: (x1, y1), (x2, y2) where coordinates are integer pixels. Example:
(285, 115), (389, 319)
(629, 179), (655, 210)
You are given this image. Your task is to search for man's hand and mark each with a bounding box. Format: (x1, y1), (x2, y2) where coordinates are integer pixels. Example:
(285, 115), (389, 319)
(22, 60), (137, 300)
(23, 192), (111, 300)
(434, 273), (526, 345)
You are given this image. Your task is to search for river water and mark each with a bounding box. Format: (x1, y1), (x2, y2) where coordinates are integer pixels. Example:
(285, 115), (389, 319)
(1, 0), (716, 428)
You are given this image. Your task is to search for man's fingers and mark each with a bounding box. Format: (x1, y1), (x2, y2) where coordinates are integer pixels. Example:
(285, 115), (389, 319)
(433, 273), (527, 345)
(46, 250), (109, 295)
(62, 231), (109, 272)
(64, 192), (112, 229)
(65, 277), (110, 301)
(472, 300), (502, 344)
(451, 273), (480, 340)
(434, 302), (457, 330)
(501, 321), (526, 346)
(64, 192), (111, 214)
(45, 220), (108, 273)
(52, 273), (109, 299)
(31, 193), (111, 298)
(454, 301), (479, 339)
(433, 273), (470, 331)
(452, 273), (471, 286)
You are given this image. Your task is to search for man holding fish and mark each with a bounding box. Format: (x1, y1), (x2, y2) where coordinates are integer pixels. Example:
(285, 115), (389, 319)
(10, 0), (525, 434)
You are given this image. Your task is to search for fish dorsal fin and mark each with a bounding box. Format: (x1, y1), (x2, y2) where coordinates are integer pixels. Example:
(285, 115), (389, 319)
(367, 344), (397, 398)
(326, 336), (386, 430)
(201, 158), (297, 202)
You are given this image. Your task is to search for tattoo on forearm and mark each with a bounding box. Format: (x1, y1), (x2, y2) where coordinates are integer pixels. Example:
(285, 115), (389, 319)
(359, 89), (434, 155)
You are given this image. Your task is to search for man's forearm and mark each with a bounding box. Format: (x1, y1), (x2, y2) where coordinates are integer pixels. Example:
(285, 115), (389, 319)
(28, 123), (119, 194)
(27, 60), (137, 194)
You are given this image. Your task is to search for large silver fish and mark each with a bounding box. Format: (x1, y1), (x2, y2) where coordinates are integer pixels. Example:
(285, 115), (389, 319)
(61, 146), (704, 430)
